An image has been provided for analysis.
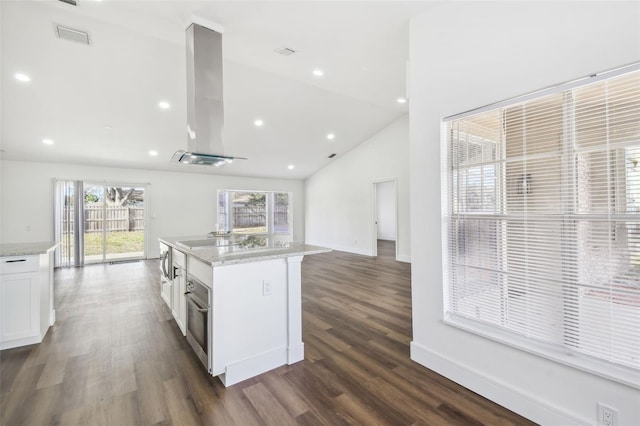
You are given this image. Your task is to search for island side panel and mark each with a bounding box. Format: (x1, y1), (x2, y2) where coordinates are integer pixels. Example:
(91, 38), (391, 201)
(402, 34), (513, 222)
(212, 258), (288, 385)
(286, 255), (304, 364)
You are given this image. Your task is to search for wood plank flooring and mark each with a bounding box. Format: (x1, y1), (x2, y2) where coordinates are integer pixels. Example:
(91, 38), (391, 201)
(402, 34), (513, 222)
(0, 241), (536, 425)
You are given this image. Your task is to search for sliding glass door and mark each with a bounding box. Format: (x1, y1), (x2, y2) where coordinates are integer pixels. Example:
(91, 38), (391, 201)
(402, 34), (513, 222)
(55, 180), (146, 266)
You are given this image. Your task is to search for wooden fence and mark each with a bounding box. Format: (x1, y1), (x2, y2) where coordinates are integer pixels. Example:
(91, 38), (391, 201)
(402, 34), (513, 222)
(232, 205), (288, 228)
(64, 206), (144, 233)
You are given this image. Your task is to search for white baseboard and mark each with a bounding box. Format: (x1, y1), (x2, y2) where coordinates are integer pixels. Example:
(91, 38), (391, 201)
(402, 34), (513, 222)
(306, 240), (411, 262)
(377, 236), (397, 241)
(219, 346), (288, 387)
(0, 335), (41, 350)
(410, 341), (587, 426)
(306, 241), (374, 257)
(288, 342), (304, 364)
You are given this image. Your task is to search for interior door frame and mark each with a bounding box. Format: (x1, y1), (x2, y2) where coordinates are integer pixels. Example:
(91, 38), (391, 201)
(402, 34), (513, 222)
(371, 178), (399, 259)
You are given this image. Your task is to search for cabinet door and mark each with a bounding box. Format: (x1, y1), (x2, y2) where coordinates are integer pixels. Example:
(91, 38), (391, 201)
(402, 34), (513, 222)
(172, 267), (187, 336)
(161, 278), (172, 309)
(0, 273), (39, 341)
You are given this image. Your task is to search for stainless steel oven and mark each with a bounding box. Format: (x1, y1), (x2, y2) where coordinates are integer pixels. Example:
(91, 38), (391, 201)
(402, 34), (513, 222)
(184, 274), (211, 372)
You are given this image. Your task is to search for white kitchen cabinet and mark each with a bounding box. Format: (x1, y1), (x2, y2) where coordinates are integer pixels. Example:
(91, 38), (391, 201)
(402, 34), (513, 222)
(0, 269), (38, 342)
(161, 275), (173, 309)
(158, 235), (329, 387)
(171, 249), (187, 336)
(159, 242), (173, 309)
(0, 248), (56, 350)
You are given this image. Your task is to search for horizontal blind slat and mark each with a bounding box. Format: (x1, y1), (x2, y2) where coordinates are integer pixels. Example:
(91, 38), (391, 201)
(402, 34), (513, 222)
(443, 68), (640, 374)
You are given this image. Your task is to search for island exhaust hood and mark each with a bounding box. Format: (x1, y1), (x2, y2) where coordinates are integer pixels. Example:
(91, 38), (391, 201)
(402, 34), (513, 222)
(172, 23), (246, 167)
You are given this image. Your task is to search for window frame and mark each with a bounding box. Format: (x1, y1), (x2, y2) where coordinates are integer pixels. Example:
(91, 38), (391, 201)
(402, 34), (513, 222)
(441, 62), (640, 389)
(217, 189), (292, 237)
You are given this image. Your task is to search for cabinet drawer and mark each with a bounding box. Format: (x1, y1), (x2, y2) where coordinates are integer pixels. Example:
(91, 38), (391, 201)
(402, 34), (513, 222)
(172, 249), (186, 268)
(187, 256), (213, 288)
(0, 256), (38, 274)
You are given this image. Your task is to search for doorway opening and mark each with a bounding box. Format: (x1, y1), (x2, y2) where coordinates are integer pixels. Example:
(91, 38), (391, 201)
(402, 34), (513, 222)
(372, 179), (398, 259)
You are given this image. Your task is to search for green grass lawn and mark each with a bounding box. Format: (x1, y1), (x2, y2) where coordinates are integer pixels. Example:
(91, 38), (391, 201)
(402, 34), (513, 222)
(62, 231), (144, 256)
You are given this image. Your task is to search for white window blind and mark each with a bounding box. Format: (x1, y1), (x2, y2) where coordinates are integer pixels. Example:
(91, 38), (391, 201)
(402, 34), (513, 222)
(442, 65), (640, 384)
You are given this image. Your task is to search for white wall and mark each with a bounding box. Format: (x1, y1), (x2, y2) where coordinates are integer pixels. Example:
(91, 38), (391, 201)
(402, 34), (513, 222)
(376, 180), (396, 241)
(0, 160), (304, 258)
(409, 2), (640, 425)
(305, 115), (410, 262)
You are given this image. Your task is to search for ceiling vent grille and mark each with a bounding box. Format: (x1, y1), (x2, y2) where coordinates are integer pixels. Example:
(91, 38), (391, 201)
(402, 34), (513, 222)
(274, 47), (296, 56)
(56, 24), (90, 45)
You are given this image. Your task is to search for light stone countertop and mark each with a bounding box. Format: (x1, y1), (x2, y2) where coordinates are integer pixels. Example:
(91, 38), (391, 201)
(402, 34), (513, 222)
(159, 235), (330, 267)
(0, 241), (59, 257)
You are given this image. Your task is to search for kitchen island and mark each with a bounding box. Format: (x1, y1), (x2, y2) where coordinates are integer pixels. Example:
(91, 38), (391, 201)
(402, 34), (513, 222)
(0, 241), (58, 350)
(159, 235), (329, 386)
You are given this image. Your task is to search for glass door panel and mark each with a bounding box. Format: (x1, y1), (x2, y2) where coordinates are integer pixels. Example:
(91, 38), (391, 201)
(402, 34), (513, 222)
(104, 186), (145, 261)
(82, 184), (145, 263)
(83, 184), (106, 263)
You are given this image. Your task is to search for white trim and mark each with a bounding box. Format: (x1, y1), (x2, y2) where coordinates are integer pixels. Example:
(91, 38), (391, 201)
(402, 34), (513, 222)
(286, 255), (304, 364)
(410, 341), (588, 426)
(396, 254), (411, 263)
(188, 16), (224, 33)
(444, 315), (640, 390)
(219, 346), (287, 387)
(53, 178), (151, 186)
(444, 62), (640, 121)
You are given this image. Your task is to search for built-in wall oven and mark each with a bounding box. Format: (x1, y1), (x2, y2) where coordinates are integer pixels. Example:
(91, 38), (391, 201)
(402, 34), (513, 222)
(184, 274), (212, 372)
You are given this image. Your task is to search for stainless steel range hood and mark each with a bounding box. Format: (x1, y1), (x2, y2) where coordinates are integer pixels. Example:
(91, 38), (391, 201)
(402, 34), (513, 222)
(172, 23), (245, 167)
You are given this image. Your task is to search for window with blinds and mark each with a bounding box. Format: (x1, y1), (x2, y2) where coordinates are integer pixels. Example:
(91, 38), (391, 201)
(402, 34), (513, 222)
(442, 65), (640, 384)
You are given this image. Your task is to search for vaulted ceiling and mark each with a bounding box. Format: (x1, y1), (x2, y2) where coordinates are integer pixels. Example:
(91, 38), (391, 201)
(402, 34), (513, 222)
(1, 1), (435, 179)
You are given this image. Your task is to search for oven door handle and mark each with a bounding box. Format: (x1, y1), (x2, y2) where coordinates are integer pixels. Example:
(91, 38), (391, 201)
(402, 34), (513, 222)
(161, 251), (171, 279)
(185, 292), (209, 313)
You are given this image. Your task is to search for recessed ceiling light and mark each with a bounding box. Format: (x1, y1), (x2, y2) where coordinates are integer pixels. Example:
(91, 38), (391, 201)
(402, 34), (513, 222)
(313, 69), (324, 77)
(149, 150), (158, 156)
(158, 101), (171, 110)
(15, 73), (31, 82)
(42, 138), (54, 145)
(254, 119), (264, 127)
(288, 164), (295, 170)
(397, 97), (407, 104)
(326, 133), (335, 140)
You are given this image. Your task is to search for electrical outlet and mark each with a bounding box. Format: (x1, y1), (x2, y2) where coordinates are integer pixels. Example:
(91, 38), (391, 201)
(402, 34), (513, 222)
(597, 402), (618, 426)
(262, 280), (272, 296)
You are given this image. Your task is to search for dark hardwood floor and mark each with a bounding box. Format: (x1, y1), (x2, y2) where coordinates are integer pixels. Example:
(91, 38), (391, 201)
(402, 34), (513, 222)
(0, 240), (535, 425)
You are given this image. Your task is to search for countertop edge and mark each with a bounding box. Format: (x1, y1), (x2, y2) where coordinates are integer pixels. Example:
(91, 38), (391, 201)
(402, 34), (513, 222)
(159, 236), (331, 267)
(0, 242), (60, 257)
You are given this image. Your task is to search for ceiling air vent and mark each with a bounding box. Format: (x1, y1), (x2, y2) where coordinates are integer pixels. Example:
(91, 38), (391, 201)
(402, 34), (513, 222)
(56, 24), (90, 45)
(274, 47), (296, 56)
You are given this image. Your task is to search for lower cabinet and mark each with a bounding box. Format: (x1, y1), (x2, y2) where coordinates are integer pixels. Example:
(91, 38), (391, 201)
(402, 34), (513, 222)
(172, 249), (187, 336)
(0, 252), (54, 350)
(160, 277), (173, 309)
(0, 271), (39, 342)
(159, 242), (173, 310)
